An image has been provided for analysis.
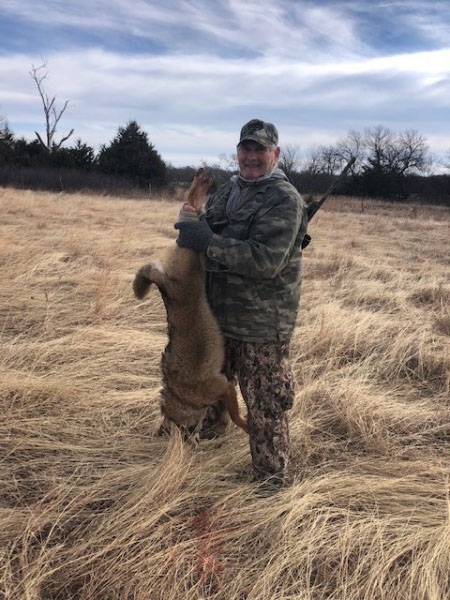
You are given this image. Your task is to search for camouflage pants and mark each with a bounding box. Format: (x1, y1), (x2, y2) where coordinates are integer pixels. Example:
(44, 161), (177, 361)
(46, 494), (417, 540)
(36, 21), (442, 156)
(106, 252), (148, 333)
(202, 337), (295, 483)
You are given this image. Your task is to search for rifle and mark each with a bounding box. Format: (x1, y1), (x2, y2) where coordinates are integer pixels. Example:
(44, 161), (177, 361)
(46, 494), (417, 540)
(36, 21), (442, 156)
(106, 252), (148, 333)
(302, 156), (356, 249)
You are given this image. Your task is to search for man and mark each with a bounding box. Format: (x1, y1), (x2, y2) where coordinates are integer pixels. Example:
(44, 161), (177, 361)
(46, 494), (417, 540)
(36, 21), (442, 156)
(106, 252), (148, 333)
(175, 119), (308, 490)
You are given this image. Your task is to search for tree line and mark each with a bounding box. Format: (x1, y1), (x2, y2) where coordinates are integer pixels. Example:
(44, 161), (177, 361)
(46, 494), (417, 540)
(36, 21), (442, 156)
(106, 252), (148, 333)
(0, 62), (449, 203)
(1, 117), (449, 205)
(0, 118), (167, 190)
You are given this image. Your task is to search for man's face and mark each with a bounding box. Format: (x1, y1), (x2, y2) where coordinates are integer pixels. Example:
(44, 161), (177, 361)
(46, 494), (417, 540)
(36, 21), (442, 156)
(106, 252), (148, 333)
(237, 141), (280, 180)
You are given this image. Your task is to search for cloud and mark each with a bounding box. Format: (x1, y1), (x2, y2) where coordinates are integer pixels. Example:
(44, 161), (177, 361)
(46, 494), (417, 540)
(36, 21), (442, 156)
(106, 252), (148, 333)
(0, 0), (378, 60)
(1, 0), (449, 164)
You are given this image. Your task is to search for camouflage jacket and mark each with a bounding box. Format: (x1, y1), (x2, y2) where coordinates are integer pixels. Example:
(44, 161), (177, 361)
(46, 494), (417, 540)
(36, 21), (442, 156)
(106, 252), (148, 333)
(203, 169), (308, 342)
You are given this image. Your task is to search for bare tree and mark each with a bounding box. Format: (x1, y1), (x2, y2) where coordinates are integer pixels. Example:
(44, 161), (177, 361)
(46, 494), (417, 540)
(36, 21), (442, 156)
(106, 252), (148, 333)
(304, 146), (323, 175)
(443, 150), (450, 171)
(361, 126), (429, 176)
(320, 145), (341, 175)
(279, 144), (302, 179)
(395, 129), (429, 175)
(218, 152), (238, 173)
(30, 62), (74, 152)
(335, 129), (365, 175)
(305, 145), (342, 175)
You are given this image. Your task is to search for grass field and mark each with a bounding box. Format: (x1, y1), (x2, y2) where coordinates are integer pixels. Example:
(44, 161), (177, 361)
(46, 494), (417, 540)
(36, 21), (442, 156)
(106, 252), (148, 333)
(1, 186), (450, 599)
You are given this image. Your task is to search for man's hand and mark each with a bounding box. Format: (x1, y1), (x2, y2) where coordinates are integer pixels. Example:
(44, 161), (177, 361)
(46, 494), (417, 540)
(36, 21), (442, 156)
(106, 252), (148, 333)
(177, 202), (201, 223)
(174, 220), (214, 252)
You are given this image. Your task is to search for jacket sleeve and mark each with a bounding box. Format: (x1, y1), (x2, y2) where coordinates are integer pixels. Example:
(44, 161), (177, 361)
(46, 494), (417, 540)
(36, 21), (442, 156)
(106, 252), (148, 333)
(205, 189), (307, 279)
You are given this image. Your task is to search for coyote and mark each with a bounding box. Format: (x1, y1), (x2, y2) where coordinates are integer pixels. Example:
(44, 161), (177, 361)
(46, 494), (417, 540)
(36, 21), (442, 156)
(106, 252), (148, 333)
(133, 169), (248, 438)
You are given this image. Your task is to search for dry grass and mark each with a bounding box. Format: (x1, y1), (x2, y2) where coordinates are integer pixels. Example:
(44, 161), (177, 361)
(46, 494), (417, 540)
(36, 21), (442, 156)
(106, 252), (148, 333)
(1, 186), (450, 600)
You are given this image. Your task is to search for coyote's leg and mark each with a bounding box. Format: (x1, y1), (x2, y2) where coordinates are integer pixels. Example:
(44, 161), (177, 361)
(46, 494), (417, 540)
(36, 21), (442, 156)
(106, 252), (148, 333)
(220, 382), (249, 433)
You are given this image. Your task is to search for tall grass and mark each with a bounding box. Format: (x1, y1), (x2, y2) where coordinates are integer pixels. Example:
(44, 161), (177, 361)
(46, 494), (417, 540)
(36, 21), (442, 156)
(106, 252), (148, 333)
(1, 187), (449, 599)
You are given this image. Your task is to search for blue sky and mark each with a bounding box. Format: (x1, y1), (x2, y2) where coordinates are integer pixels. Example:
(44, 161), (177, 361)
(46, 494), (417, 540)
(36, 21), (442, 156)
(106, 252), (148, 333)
(1, 0), (449, 168)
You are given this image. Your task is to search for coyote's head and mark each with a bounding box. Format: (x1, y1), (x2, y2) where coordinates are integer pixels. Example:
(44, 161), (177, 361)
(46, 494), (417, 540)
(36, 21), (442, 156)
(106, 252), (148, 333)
(159, 387), (207, 433)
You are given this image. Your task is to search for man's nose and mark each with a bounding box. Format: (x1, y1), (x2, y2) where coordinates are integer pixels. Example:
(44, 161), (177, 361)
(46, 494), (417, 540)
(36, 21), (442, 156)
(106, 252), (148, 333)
(246, 149), (259, 159)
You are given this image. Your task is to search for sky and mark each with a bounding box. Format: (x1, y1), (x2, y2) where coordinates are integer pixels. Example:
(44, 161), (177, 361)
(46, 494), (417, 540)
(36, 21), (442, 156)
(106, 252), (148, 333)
(0, 0), (449, 168)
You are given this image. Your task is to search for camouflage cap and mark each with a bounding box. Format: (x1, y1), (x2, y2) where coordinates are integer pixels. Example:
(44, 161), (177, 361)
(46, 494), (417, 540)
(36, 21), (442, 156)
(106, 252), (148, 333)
(238, 119), (279, 148)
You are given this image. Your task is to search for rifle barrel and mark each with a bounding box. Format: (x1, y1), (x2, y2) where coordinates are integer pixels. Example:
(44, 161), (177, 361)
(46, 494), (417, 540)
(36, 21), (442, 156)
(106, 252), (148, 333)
(306, 156), (356, 221)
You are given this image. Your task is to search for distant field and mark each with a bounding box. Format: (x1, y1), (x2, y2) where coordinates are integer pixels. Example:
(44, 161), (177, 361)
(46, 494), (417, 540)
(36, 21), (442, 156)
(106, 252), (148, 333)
(1, 186), (449, 600)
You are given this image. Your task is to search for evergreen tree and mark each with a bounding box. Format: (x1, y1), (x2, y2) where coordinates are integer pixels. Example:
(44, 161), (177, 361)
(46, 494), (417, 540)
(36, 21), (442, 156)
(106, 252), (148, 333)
(11, 138), (49, 167)
(50, 139), (96, 170)
(68, 138), (95, 169)
(97, 120), (166, 187)
(0, 123), (15, 165)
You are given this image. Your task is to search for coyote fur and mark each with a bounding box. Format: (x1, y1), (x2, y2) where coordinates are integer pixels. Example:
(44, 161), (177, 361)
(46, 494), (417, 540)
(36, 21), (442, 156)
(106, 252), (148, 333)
(133, 169), (248, 437)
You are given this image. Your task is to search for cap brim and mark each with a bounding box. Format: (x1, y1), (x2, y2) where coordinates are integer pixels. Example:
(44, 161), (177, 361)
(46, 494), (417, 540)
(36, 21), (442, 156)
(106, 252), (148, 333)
(238, 136), (270, 148)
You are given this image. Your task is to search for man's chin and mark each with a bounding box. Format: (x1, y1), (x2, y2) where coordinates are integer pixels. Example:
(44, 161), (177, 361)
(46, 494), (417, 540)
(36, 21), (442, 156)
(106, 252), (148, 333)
(240, 167), (264, 180)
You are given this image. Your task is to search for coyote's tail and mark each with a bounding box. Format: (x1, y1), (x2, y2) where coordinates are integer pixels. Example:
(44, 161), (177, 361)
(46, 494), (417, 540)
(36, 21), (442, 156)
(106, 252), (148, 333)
(133, 266), (154, 299)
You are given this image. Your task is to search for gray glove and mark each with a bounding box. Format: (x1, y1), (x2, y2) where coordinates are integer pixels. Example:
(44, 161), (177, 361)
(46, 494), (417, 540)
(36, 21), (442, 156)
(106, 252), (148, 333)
(174, 220), (214, 252)
(176, 203), (203, 223)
